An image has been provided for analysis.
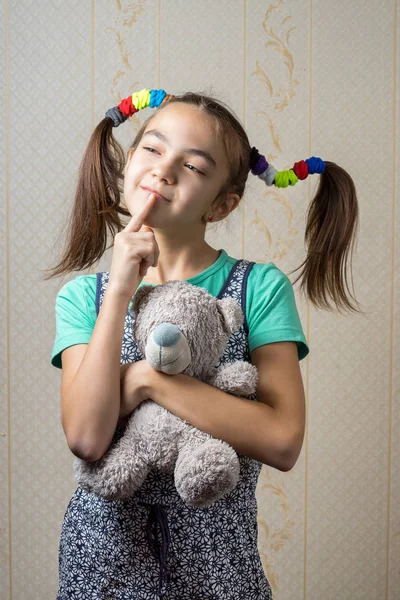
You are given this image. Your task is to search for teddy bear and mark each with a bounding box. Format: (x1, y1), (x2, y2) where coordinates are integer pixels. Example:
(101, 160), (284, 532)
(74, 280), (259, 508)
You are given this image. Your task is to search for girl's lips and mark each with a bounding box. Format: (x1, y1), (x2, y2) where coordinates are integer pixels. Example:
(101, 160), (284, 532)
(141, 186), (170, 202)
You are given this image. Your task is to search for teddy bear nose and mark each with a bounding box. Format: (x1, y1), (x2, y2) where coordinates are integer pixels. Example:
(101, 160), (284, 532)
(152, 323), (182, 347)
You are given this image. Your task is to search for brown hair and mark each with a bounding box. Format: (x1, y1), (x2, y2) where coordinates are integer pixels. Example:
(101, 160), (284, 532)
(46, 92), (360, 313)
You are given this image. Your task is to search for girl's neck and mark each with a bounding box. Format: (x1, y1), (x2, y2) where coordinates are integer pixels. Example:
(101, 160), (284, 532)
(142, 232), (220, 284)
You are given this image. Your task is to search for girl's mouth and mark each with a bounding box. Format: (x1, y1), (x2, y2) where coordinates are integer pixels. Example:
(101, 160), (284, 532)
(141, 186), (170, 202)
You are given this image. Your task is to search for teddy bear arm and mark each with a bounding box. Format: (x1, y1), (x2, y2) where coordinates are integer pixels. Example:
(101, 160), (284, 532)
(209, 362), (258, 397)
(74, 417), (150, 500)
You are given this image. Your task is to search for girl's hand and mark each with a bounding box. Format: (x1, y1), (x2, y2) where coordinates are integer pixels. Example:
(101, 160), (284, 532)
(119, 360), (154, 420)
(108, 194), (160, 300)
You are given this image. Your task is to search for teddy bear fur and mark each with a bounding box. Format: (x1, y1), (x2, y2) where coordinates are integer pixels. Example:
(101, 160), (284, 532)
(74, 280), (259, 508)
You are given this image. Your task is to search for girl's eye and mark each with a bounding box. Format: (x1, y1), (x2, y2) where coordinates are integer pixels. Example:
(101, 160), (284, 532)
(186, 164), (204, 175)
(143, 146), (158, 154)
(143, 147), (204, 175)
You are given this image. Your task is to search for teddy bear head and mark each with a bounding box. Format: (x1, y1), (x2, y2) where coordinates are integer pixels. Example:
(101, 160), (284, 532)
(130, 280), (244, 379)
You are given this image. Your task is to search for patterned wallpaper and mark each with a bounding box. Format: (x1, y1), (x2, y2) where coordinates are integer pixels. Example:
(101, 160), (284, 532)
(0, 1), (399, 599)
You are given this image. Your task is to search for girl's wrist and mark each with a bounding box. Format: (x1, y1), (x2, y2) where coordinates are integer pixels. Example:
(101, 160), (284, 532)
(142, 362), (161, 400)
(119, 360), (159, 418)
(105, 278), (140, 305)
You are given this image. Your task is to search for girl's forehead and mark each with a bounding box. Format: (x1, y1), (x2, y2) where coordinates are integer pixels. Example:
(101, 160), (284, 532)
(144, 103), (225, 157)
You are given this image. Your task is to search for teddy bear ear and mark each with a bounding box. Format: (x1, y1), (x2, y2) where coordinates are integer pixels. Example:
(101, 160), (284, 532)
(130, 285), (154, 315)
(216, 298), (244, 334)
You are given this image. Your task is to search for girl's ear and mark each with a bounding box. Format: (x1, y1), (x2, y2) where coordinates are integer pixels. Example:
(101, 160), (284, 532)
(213, 192), (241, 221)
(226, 192), (240, 211)
(130, 284), (154, 315)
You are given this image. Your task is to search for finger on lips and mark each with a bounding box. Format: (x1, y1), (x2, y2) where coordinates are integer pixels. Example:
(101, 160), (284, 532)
(124, 193), (157, 233)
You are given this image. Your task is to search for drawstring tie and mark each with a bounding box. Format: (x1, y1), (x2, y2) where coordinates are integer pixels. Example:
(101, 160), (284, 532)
(140, 502), (171, 598)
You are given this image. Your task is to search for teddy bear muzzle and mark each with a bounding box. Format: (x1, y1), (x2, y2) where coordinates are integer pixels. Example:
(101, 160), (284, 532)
(145, 323), (192, 374)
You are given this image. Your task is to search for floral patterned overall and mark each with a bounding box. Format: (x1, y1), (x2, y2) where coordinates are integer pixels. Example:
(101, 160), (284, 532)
(57, 258), (273, 600)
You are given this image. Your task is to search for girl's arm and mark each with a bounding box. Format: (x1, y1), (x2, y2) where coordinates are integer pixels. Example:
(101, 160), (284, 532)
(60, 287), (132, 462)
(142, 341), (306, 471)
(59, 194), (159, 462)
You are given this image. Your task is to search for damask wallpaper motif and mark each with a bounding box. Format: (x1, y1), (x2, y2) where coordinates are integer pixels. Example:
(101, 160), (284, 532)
(1, 1), (399, 599)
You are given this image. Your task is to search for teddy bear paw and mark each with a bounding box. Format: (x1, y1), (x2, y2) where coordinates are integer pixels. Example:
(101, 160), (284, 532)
(74, 453), (149, 500)
(174, 439), (240, 508)
(210, 361), (259, 396)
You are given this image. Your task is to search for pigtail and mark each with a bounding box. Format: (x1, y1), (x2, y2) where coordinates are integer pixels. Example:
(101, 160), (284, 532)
(250, 151), (361, 313)
(45, 117), (129, 279)
(45, 88), (173, 279)
(290, 161), (360, 313)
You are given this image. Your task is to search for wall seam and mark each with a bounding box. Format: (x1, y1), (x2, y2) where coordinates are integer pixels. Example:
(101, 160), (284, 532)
(303, 1), (312, 599)
(386, 1), (397, 598)
(242, 0), (246, 259)
(158, 0), (161, 88)
(89, 0), (95, 276)
(91, 0), (95, 131)
(5, 0), (12, 597)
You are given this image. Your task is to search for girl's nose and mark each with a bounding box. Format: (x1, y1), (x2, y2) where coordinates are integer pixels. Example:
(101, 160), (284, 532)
(152, 323), (182, 347)
(151, 159), (176, 184)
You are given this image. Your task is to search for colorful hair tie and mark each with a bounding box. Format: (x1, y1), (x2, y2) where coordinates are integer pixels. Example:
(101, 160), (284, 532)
(105, 88), (172, 127)
(293, 160), (308, 180)
(250, 151), (326, 188)
(274, 169), (298, 188)
(305, 157), (326, 174)
(250, 147), (269, 176)
(258, 164), (278, 186)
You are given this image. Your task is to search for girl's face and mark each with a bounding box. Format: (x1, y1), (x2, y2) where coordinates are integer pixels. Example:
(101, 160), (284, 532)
(123, 103), (237, 230)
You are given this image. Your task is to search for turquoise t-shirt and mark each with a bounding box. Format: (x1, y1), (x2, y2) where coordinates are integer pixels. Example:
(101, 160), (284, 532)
(51, 249), (309, 368)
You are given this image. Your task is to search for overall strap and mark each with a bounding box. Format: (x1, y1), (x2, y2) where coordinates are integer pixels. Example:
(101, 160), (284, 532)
(95, 271), (104, 316)
(95, 271), (143, 364)
(217, 259), (255, 334)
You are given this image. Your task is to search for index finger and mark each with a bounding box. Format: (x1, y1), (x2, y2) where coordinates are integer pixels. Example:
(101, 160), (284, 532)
(124, 193), (158, 233)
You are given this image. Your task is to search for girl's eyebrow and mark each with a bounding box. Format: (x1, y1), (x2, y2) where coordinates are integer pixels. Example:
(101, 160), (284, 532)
(143, 129), (217, 168)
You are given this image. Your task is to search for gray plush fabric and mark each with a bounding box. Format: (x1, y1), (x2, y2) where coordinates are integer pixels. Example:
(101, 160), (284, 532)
(74, 280), (259, 508)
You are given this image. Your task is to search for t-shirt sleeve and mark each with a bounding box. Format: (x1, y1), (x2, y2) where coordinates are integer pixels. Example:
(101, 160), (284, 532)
(246, 262), (309, 361)
(51, 275), (97, 369)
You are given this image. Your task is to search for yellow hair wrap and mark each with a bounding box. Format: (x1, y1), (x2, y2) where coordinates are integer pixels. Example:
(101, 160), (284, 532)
(274, 169), (299, 188)
(131, 88), (151, 111)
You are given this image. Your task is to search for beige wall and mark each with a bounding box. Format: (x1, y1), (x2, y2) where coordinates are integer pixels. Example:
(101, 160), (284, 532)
(1, 1), (399, 598)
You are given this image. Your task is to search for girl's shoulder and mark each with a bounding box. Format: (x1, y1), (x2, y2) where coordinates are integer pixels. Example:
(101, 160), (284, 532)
(56, 273), (98, 305)
(52, 274), (98, 369)
(240, 259), (309, 361)
(226, 252), (290, 294)
(224, 253), (296, 314)
(247, 260), (292, 291)
(245, 260), (298, 322)
(250, 260), (278, 274)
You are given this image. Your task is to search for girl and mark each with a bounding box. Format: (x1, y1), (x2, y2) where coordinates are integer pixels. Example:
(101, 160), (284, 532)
(49, 88), (359, 599)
